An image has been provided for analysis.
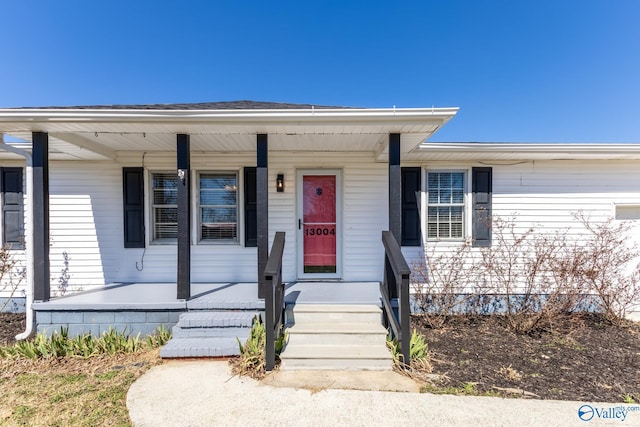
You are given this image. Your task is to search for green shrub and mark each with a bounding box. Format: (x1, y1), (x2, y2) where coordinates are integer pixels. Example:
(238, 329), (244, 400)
(145, 324), (172, 348)
(230, 315), (287, 379)
(387, 329), (431, 371)
(0, 325), (172, 359)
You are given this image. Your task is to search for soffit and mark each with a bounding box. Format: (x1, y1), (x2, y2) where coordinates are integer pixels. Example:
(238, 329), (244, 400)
(0, 107), (456, 160)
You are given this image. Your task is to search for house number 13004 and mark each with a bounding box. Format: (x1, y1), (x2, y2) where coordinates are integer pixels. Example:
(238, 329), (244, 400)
(305, 228), (336, 236)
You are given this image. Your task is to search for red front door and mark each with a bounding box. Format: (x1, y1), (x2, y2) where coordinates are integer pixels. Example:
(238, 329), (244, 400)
(302, 174), (337, 274)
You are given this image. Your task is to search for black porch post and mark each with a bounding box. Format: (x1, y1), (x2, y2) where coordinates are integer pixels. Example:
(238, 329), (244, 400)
(33, 132), (50, 302)
(257, 134), (268, 299)
(176, 134), (191, 300)
(389, 133), (401, 242)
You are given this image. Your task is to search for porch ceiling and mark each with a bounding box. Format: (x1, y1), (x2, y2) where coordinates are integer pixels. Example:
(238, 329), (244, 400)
(0, 106), (457, 161)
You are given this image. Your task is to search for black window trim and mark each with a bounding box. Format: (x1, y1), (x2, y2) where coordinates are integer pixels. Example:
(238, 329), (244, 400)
(122, 167), (145, 249)
(1, 167), (25, 250)
(401, 166), (422, 246)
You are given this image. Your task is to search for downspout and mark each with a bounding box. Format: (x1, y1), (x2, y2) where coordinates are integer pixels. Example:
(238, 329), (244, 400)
(0, 135), (35, 340)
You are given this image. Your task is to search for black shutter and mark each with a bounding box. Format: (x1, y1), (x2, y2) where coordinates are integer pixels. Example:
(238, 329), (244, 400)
(244, 167), (257, 247)
(401, 167), (421, 246)
(472, 167), (492, 247)
(122, 167), (145, 248)
(2, 167), (24, 249)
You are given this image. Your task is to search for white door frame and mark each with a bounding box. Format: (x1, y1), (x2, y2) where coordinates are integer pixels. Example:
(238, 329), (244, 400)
(296, 169), (343, 279)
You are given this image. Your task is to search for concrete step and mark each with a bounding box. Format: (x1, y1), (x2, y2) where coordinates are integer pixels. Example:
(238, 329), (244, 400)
(160, 336), (248, 358)
(176, 311), (259, 328)
(171, 325), (251, 339)
(286, 304), (382, 324)
(280, 303), (392, 371)
(286, 322), (388, 346)
(187, 299), (265, 311)
(280, 344), (393, 371)
(161, 309), (261, 359)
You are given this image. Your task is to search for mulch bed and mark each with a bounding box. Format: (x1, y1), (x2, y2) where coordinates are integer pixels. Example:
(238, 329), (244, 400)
(0, 313), (25, 346)
(414, 313), (640, 402)
(2, 312), (639, 402)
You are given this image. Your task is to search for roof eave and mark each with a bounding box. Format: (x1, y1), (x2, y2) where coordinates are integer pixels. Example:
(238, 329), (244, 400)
(410, 142), (640, 161)
(0, 107), (460, 124)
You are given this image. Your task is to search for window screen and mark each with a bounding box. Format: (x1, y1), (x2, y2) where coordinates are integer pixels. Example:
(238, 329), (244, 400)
(427, 171), (465, 239)
(200, 173), (238, 241)
(152, 172), (178, 240)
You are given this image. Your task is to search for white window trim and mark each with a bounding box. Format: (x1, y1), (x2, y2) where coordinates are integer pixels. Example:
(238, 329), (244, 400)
(149, 170), (178, 245)
(196, 170), (240, 245)
(146, 168), (246, 246)
(424, 168), (469, 242)
(613, 202), (640, 221)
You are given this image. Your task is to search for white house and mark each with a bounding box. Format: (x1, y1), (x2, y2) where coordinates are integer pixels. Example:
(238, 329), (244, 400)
(0, 101), (639, 364)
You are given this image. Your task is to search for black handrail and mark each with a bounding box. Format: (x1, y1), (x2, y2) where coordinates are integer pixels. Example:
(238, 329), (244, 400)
(381, 230), (411, 367)
(264, 231), (285, 371)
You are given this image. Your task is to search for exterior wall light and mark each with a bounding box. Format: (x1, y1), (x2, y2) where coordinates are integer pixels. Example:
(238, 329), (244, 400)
(276, 174), (284, 192)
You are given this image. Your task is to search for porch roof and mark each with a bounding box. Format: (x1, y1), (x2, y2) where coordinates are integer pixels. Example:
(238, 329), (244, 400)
(0, 101), (458, 161)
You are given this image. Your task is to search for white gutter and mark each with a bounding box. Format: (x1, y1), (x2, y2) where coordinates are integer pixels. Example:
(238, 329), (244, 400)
(418, 142), (640, 154)
(0, 107), (460, 128)
(0, 135), (35, 340)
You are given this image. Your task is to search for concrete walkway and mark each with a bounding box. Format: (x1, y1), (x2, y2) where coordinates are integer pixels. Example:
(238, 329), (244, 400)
(127, 361), (635, 426)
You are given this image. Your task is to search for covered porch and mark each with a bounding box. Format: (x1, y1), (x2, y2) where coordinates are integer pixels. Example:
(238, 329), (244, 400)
(32, 281), (381, 337)
(0, 101), (453, 365)
(0, 103), (457, 305)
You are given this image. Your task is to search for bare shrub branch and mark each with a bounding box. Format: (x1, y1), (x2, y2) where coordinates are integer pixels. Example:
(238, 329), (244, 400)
(412, 212), (640, 333)
(0, 246), (26, 312)
(411, 241), (482, 328)
(570, 211), (640, 324)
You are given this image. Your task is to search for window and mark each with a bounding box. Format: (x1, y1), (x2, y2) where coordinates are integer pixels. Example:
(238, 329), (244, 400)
(199, 173), (238, 241)
(615, 205), (640, 220)
(152, 172), (178, 240)
(427, 171), (465, 239)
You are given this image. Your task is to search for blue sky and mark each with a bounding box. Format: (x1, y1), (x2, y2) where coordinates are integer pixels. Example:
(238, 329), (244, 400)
(1, 0), (639, 142)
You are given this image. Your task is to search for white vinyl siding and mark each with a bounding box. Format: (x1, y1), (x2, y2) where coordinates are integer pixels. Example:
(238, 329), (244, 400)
(198, 172), (238, 242)
(427, 171), (465, 239)
(5, 154), (639, 299)
(47, 161), (122, 293)
(270, 152), (388, 282)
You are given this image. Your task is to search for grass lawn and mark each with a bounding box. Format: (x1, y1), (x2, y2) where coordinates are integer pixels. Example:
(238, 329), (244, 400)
(0, 349), (162, 426)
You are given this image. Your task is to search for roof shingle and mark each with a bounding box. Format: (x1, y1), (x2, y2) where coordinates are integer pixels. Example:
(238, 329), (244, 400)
(13, 100), (355, 110)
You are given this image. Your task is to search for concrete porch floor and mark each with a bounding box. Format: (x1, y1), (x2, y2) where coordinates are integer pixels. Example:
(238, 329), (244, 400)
(32, 281), (381, 311)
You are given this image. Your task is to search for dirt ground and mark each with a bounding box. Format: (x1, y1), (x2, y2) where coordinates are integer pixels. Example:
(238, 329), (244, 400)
(414, 313), (640, 403)
(0, 313), (24, 346)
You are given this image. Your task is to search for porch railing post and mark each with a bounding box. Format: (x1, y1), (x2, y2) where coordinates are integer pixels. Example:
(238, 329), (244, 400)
(176, 134), (191, 300)
(264, 231), (285, 371)
(398, 269), (410, 365)
(33, 132), (50, 302)
(265, 273), (275, 371)
(388, 133), (401, 299)
(381, 231), (411, 367)
(389, 133), (401, 242)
